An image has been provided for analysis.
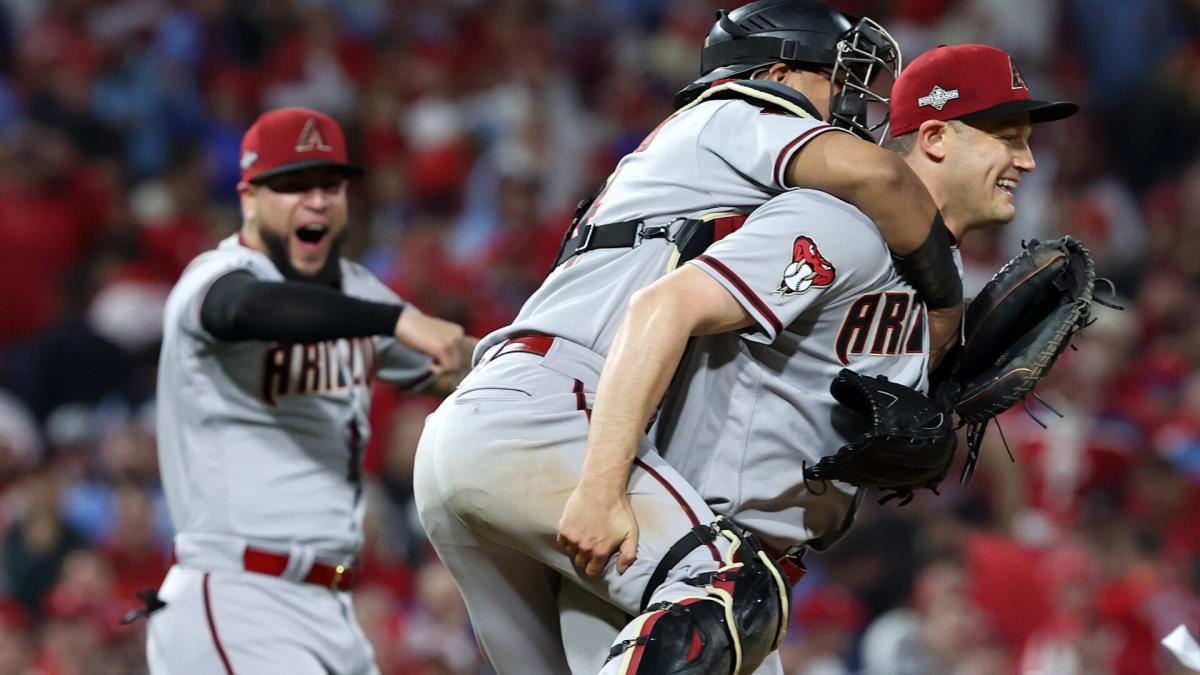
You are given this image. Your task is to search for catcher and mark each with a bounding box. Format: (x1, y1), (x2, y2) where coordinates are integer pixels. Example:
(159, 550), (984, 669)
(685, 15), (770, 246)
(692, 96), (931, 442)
(560, 43), (1091, 671)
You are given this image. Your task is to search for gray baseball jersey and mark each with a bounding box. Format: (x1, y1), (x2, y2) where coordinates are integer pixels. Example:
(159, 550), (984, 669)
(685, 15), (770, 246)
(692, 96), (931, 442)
(476, 98), (845, 359)
(417, 96), (845, 675)
(654, 188), (943, 553)
(156, 235), (434, 557)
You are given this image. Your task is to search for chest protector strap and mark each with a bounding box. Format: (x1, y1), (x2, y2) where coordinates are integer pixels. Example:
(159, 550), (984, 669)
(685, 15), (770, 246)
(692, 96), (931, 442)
(551, 215), (669, 270)
(549, 80), (820, 274)
(675, 79), (822, 120)
(550, 210), (749, 272)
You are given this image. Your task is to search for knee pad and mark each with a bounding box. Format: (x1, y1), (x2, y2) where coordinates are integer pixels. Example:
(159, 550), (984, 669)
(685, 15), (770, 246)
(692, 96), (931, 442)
(606, 597), (737, 675)
(631, 518), (792, 674)
(698, 523), (791, 670)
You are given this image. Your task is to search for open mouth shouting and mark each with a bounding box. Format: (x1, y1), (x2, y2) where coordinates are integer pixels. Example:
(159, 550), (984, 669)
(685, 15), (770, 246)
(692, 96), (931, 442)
(295, 223), (330, 250)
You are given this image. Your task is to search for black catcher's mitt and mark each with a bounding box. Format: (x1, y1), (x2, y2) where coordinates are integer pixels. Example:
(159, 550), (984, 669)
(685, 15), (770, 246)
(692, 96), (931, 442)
(804, 368), (957, 505)
(939, 236), (1101, 483)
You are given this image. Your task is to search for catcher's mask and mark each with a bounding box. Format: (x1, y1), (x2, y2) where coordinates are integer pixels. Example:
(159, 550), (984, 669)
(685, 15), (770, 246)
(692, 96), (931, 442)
(675, 0), (901, 141)
(829, 17), (901, 141)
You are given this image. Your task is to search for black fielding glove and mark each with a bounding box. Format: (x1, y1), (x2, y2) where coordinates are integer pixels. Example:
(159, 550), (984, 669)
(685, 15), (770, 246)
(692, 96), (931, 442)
(804, 369), (958, 506)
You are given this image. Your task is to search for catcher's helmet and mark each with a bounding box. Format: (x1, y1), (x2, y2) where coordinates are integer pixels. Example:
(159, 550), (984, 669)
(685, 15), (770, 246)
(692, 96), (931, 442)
(675, 0), (901, 141)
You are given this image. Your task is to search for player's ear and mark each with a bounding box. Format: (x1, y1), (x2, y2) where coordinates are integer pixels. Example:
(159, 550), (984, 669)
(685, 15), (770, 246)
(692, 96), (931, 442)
(916, 120), (948, 162)
(238, 181), (258, 220)
(763, 62), (791, 83)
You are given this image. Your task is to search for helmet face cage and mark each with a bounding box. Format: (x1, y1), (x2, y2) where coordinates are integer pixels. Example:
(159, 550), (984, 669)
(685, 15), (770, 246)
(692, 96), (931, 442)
(829, 17), (902, 143)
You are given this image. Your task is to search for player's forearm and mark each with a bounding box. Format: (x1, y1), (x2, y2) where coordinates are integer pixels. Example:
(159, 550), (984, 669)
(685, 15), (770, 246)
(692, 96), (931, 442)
(830, 156), (963, 310)
(201, 271), (403, 342)
(792, 138), (935, 252)
(854, 159), (963, 308)
(826, 151), (938, 254)
(580, 290), (695, 495)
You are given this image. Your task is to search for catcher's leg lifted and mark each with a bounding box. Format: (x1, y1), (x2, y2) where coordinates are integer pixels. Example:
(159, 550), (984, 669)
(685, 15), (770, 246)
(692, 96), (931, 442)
(603, 518), (790, 674)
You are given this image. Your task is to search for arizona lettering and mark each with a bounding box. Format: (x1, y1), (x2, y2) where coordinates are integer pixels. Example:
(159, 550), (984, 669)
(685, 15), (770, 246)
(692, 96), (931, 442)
(261, 337), (377, 405)
(834, 291), (925, 365)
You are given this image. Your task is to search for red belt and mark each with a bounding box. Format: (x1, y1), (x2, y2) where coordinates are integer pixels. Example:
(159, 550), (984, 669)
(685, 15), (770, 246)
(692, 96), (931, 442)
(243, 548), (360, 592)
(487, 334), (555, 362)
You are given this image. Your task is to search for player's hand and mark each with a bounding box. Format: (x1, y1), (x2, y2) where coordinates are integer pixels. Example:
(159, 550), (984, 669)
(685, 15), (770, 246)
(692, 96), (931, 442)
(394, 308), (466, 374)
(457, 335), (479, 370)
(927, 303), (962, 372)
(557, 484), (639, 577)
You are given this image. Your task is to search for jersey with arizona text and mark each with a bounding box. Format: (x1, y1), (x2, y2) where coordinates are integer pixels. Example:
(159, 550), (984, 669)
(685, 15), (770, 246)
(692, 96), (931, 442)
(476, 96), (846, 360)
(653, 189), (956, 553)
(156, 235), (434, 556)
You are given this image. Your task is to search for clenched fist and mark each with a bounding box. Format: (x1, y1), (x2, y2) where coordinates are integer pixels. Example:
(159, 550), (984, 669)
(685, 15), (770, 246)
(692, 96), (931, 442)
(394, 308), (467, 374)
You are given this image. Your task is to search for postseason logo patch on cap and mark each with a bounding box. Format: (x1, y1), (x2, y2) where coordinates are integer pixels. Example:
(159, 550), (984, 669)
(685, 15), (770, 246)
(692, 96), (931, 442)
(917, 85), (960, 111)
(888, 44), (1078, 138)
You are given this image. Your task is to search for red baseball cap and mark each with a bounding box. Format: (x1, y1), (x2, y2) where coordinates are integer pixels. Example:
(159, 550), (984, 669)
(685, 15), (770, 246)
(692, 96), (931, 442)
(889, 44), (1077, 138)
(240, 107), (363, 184)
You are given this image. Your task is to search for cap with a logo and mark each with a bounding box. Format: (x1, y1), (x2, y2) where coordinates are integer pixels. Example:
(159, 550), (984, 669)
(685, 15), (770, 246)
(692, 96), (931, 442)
(240, 107), (363, 184)
(889, 44), (1077, 138)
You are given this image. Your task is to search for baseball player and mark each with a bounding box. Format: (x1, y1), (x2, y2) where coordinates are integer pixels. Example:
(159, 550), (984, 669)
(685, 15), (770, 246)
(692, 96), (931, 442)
(145, 107), (470, 675)
(413, 2), (967, 673)
(562, 42), (1078, 671)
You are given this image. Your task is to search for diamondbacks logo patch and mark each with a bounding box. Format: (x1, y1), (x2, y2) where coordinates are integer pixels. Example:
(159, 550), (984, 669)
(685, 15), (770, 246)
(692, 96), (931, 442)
(1009, 56), (1028, 91)
(918, 85), (960, 111)
(779, 236), (836, 295)
(295, 118), (332, 152)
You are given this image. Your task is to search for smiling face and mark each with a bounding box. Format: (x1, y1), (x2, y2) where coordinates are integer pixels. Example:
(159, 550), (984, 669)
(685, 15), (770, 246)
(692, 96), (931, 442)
(239, 167), (350, 280)
(940, 113), (1036, 232)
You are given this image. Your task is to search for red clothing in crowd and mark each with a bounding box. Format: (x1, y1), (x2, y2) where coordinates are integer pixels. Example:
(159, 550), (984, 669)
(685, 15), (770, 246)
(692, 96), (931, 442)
(965, 532), (1052, 654)
(0, 171), (106, 341)
(1098, 571), (1197, 675)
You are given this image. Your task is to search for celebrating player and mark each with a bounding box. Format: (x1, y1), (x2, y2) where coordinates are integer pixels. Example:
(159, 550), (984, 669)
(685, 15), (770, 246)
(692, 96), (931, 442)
(413, 2), (967, 673)
(561, 43), (1079, 671)
(145, 107), (470, 675)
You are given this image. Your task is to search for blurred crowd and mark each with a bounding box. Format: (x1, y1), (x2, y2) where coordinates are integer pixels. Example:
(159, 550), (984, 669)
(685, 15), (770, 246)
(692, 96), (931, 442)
(0, 0), (1197, 673)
